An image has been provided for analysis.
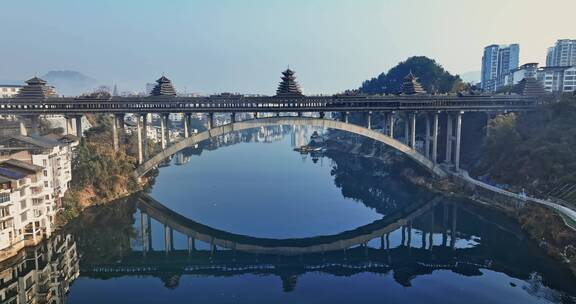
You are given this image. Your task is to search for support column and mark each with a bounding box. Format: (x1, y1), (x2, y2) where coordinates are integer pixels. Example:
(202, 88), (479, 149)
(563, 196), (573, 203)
(117, 114), (125, 150)
(140, 212), (148, 253)
(451, 203), (457, 249)
(319, 112), (325, 119)
(429, 207), (435, 251)
(432, 113), (439, 163)
(253, 112), (258, 119)
(425, 114), (431, 158)
(366, 111), (372, 129)
(388, 112), (395, 138)
(183, 113), (190, 138)
(136, 114), (143, 165)
(160, 115), (166, 150)
(445, 114), (453, 164)
(231, 113), (237, 123)
(163, 114), (170, 146)
(19, 120), (27, 136)
(65, 116), (74, 136)
(410, 113), (416, 149)
(207, 113), (214, 130)
(112, 114), (119, 152)
(187, 236), (195, 255)
(404, 116), (409, 145)
(164, 225), (172, 254)
(75, 115), (83, 138)
(142, 114), (149, 160)
(454, 111), (463, 171)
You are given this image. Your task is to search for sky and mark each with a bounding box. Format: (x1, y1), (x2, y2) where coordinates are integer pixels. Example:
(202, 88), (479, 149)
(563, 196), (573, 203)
(1, 0), (575, 95)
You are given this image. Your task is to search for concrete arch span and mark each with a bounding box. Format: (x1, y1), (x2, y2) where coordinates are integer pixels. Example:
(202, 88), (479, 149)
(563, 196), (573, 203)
(134, 117), (447, 178)
(137, 193), (441, 255)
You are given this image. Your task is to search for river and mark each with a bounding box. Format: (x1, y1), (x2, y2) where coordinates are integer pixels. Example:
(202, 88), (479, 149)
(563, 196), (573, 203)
(13, 125), (576, 303)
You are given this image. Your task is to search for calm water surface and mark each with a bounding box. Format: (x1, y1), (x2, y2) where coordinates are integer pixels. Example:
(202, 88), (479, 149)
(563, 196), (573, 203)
(31, 126), (576, 303)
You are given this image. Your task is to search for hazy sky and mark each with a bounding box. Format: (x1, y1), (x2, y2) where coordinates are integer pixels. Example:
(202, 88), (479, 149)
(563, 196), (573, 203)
(1, 0), (574, 94)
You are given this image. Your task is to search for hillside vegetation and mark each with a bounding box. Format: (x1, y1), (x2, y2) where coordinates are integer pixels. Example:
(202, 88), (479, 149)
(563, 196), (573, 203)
(359, 56), (464, 94)
(475, 94), (576, 196)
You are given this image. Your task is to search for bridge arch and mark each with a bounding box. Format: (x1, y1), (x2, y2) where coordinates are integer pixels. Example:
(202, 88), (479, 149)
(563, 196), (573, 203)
(135, 117), (446, 178)
(138, 193), (439, 255)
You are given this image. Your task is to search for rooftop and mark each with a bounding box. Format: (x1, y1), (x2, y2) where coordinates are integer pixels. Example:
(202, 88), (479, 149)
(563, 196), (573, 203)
(0, 159), (44, 173)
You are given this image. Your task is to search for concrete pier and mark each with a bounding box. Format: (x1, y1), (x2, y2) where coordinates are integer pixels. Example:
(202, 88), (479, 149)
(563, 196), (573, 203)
(432, 113), (439, 163)
(410, 113), (416, 149)
(388, 112), (395, 138)
(136, 115), (143, 164)
(445, 114), (453, 164)
(74, 115), (83, 138)
(112, 114), (119, 151)
(366, 111), (372, 130)
(183, 113), (190, 138)
(454, 111), (463, 171)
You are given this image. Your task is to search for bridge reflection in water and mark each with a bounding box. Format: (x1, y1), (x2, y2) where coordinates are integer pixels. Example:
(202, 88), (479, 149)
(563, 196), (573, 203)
(78, 193), (575, 294)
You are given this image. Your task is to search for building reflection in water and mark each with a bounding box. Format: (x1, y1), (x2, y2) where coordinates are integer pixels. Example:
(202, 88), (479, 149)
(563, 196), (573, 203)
(0, 233), (78, 304)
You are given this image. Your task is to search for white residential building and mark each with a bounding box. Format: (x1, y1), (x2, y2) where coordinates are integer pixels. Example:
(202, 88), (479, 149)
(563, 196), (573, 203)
(0, 85), (22, 98)
(537, 66), (576, 93)
(0, 135), (77, 256)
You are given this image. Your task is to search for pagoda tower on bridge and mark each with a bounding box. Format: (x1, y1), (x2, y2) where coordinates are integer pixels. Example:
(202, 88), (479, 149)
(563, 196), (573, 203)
(276, 68), (303, 97)
(400, 72), (426, 95)
(150, 76), (177, 97)
(17, 77), (58, 98)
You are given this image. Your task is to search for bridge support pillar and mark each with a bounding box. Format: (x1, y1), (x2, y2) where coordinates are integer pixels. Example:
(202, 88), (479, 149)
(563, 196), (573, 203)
(425, 115), (431, 158)
(160, 115), (167, 150)
(410, 113), (416, 149)
(407, 221), (412, 248)
(140, 212), (149, 254)
(75, 115), (83, 138)
(451, 203), (457, 249)
(207, 113), (215, 130)
(187, 236), (195, 255)
(142, 114), (149, 160)
(297, 112), (302, 117)
(112, 114), (119, 152)
(65, 116), (74, 136)
(432, 113), (439, 164)
(429, 207), (435, 251)
(136, 115), (143, 165)
(388, 112), (395, 138)
(231, 113), (237, 123)
(164, 225), (173, 254)
(366, 111), (372, 129)
(116, 114), (125, 150)
(19, 120), (27, 136)
(343, 112), (349, 123)
(253, 112), (258, 119)
(454, 111), (463, 171)
(183, 113), (190, 138)
(404, 116), (410, 145)
(319, 112), (325, 119)
(445, 114), (453, 164)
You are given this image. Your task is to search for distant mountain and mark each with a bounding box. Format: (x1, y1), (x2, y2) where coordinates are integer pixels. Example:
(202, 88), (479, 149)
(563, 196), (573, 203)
(42, 70), (99, 96)
(358, 56), (464, 94)
(459, 71), (481, 84)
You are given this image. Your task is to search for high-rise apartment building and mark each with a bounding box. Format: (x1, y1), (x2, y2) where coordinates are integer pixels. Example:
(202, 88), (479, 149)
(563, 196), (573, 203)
(546, 39), (576, 67)
(481, 44), (520, 92)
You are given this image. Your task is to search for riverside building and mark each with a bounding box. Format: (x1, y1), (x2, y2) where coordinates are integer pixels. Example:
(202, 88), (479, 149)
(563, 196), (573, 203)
(0, 134), (77, 259)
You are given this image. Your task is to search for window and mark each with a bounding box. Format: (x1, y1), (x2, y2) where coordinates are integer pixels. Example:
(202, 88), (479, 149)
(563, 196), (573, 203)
(43, 170), (47, 177)
(20, 200), (26, 209)
(42, 159), (47, 166)
(0, 194), (9, 204)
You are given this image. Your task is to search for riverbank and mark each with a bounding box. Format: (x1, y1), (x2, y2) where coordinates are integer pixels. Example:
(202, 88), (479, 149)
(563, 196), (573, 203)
(57, 114), (156, 225)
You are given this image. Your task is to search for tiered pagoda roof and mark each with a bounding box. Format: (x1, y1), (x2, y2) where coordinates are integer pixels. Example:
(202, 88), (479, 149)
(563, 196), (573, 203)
(514, 77), (547, 96)
(276, 68), (303, 96)
(17, 77), (58, 98)
(150, 76), (177, 97)
(400, 72), (426, 95)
